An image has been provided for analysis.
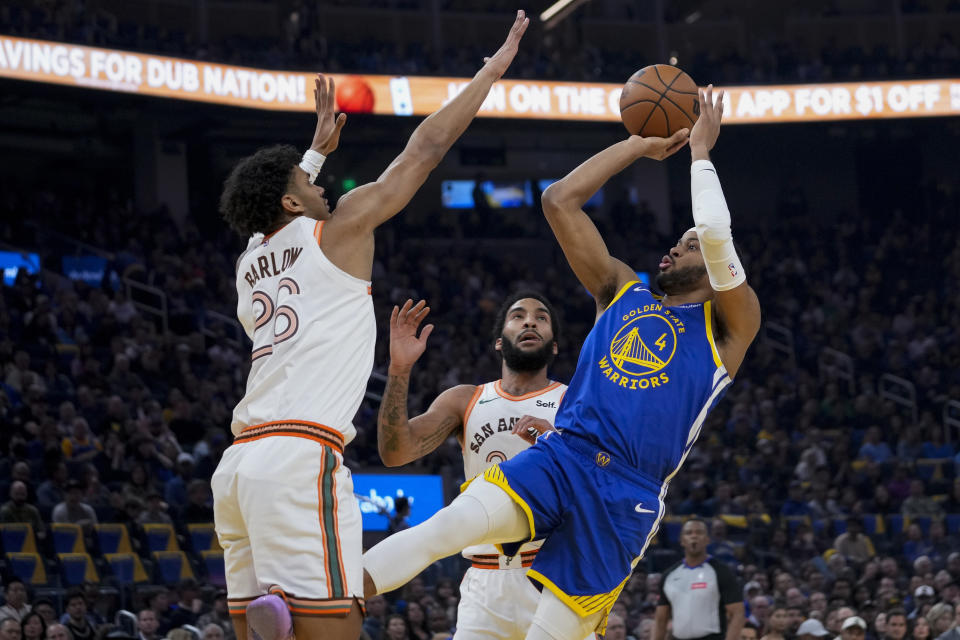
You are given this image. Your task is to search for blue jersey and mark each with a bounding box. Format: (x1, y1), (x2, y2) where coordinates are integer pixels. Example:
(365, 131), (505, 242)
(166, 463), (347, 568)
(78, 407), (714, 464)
(556, 281), (731, 484)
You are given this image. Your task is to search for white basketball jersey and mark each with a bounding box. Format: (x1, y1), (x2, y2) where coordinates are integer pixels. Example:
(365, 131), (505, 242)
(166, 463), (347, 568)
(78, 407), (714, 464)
(231, 217), (375, 444)
(460, 379), (566, 558)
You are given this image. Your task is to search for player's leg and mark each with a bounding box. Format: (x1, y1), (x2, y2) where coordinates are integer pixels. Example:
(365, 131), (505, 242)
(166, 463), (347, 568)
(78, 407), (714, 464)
(239, 438), (361, 640)
(211, 447), (258, 640)
(363, 477), (530, 596)
(454, 567), (539, 640)
(525, 590), (603, 640)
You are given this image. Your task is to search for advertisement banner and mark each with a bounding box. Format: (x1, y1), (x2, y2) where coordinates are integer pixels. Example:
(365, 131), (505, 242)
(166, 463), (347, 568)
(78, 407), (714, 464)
(2, 35), (959, 123)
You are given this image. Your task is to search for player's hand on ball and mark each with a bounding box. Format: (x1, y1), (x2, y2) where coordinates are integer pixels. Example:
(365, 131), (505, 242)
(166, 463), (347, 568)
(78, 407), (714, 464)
(311, 74), (348, 155)
(634, 128), (690, 161)
(481, 10), (530, 80)
(689, 84), (725, 157)
(388, 299), (434, 374)
(511, 415), (556, 445)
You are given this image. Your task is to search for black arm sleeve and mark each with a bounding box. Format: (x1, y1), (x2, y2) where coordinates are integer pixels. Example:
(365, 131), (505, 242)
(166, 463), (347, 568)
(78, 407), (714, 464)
(710, 558), (741, 605)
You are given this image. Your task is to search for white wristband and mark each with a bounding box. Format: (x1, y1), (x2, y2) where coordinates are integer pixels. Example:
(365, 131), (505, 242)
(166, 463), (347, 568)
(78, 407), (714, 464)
(299, 149), (326, 183)
(690, 159), (746, 292)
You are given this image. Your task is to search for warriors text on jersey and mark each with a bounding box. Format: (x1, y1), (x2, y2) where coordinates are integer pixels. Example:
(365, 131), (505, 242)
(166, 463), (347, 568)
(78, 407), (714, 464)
(555, 281), (731, 485)
(231, 216), (375, 443)
(460, 379), (566, 559)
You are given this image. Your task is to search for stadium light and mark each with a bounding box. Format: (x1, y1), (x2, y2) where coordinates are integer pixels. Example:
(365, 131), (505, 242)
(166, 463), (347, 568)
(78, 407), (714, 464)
(539, 0), (592, 30)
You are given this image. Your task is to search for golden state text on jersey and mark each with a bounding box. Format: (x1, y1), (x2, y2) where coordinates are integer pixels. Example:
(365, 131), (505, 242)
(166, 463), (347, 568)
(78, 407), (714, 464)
(555, 281), (732, 483)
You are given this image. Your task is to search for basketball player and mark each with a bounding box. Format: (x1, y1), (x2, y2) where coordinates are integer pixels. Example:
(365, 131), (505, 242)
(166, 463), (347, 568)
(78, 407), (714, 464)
(362, 86), (760, 640)
(211, 12), (529, 640)
(378, 294), (585, 640)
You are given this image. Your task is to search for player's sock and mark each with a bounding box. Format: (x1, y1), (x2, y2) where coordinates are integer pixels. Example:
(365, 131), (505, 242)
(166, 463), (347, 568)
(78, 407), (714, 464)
(364, 479), (528, 594)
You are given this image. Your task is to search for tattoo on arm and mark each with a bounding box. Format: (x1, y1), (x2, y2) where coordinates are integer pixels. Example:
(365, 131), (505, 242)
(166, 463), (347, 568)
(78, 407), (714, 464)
(378, 373), (411, 453)
(416, 415), (459, 456)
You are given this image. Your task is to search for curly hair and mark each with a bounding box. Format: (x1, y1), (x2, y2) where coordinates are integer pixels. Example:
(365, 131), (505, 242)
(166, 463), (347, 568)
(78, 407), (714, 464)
(219, 144), (301, 237)
(491, 290), (561, 346)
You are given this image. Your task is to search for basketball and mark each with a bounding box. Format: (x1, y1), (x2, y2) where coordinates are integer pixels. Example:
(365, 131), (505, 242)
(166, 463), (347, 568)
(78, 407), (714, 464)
(619, 64), (700, 138)
(335, 76), (375, 113)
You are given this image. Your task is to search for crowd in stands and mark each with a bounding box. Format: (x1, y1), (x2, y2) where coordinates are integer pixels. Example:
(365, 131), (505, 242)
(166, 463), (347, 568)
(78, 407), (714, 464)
(2, 0), (960, 84)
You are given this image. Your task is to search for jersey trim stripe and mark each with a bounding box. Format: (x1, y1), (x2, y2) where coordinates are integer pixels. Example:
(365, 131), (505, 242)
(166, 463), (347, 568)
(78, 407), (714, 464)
(492, 380), (562, 401)
(320, 447), (346, 597)
(461, 385), (484, 451)
(604, 280), (639, 313)
(313, 220), (325, 245)
(703, 300), (723, 368)
(317, 451), (334, 597)
(236, 420), (345, 452)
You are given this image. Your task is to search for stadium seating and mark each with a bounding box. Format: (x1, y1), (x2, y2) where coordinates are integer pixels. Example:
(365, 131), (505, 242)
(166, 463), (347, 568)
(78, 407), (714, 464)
(5, 552), (48, 585)
(0, 523), (38, 553)
(143, 523), (180, 552)
(58, 552), (99, 585)
(152, 551), (195, 583)
(105, 552), (149, 585)
(96, 524), (133, 554)
(51, 523), (86, 554)
(187, 523), (221, 552)
(202, 550), (226, 588)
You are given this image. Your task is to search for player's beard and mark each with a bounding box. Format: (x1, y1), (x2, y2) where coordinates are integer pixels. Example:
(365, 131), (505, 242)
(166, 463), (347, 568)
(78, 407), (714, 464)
(500, 335), (556, 372)
(655, 264), (708, 295)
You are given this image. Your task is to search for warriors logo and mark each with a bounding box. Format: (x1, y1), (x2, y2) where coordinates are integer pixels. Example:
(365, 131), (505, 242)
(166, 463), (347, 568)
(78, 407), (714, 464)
(608, 312), (676, 377)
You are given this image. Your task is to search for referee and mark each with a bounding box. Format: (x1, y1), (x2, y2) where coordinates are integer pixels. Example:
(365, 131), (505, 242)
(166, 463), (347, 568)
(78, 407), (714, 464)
(655, 518), (745, 640)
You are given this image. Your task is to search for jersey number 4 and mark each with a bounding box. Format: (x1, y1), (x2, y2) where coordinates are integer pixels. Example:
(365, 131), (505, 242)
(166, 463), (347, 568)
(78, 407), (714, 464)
(250, 277), (301, 361)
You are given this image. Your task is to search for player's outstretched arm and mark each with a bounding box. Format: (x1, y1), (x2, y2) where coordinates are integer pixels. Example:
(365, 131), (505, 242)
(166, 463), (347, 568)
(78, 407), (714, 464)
(688, 85), (761, 378)
(377, 299), (474, 467)
(334, 11), (528, 232)
(541, 131), (689, 313)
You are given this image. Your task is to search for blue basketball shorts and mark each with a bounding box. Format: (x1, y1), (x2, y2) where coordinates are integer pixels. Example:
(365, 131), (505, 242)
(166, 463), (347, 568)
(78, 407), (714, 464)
(467, 430), (665, 620)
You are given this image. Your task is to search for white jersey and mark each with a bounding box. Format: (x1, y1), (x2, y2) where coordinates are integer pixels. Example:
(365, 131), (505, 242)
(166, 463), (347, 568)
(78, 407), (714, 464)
(460, 379), (566, 559)
(231, 216), (375, 444)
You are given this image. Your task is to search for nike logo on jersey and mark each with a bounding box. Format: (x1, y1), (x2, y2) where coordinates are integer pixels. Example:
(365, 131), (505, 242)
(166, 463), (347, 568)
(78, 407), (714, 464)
(478, 398), (498, 404)
(635, 503), (656, 514)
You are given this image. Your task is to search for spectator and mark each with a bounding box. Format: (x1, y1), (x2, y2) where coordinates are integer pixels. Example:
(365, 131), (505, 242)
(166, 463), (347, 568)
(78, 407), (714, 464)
(0, 619), (21, 640)
(30, 603), (55, 628)
(933, 604), (960, 640)
(901, 481), (943, 518)
(194, 591), (233, 640)
(404, 602), (428, 640)
(36, 463), (68, 518)
(45, 625), (71, 640)
(166, 580), (203, 629)
(177, 480), (213, 524)
(388, 497), (411, 535)
(762, 605), (790, 640)
(797, 619), (830, 640)
(382, 614), (409, 640)
(914, 587), (937, 620)
(19, 612), (45, 640)
(163, 454), (195, 509)
(913, 616), (932, 640)
(60, 418), (102, 470)
(363, 595), (389, 639)
(782, 482), (812, 517)
(144, 590), (172, 636)
(887, 610), (909, 640)
(606, 613), (630, 640)
(841, 617), (868, 640)
(51, 480), (97, 534)
(0, 580), (31, 622)
(834, 517), (877, 564)
(742, 624), (761, 640)
(59, 591), (93, 640)
(926, 604), (954, 639)
(749, 597), (771, 629)
(137, 492), (173, 526)
(425, 608), (451, 636)
(858, 427), (893, 464)
(135, 611), (158, 640)
(200, 625), (223, 640)
(0, 481), (46, 542)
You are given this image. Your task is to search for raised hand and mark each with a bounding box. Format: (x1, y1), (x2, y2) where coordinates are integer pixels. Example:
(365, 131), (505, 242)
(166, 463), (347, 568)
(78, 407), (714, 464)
(511, 415), (557, 445)
(689, 84), (725, 158)
(481, 10), (530, 80)
(634, 128), (690, 161)
(311, 74), (348, 155)
(388, 299), (434, 374)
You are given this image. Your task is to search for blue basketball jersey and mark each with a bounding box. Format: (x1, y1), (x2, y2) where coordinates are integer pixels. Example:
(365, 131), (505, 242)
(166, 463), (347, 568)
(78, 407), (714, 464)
(555, 281), (731, 484)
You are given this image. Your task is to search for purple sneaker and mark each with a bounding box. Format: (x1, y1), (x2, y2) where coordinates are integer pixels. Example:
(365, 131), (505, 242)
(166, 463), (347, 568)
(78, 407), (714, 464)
(246, 592), (292, 640)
